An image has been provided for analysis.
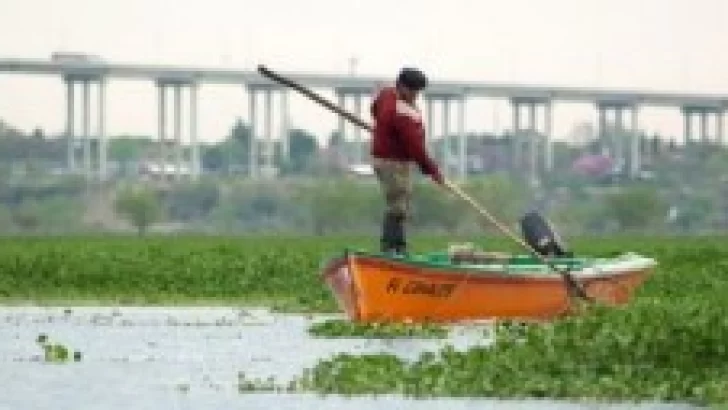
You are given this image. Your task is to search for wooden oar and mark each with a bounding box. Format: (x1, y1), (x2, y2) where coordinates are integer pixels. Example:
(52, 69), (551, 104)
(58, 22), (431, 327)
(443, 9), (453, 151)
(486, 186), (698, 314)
(256, 64), (592, 302)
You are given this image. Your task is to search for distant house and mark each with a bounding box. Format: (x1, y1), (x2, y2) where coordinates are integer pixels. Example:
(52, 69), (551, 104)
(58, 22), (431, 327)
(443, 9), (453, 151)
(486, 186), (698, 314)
(138, 161), (193, 180)
(346, 163), (375, 178)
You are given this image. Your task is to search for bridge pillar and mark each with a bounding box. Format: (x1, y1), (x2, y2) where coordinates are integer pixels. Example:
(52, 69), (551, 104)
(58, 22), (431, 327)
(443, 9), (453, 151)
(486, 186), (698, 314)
(630, 104), (640, 178)
(457, 93), (467, 180)
(334, 86), (371, 165)
(596, 101), (640, 178)
(425, 97), (434, 152)
(264, 87), (273, 177)
(190, 83), (200, 178)
(246, 84), (290, 179)
(510, 97), (551, 185)
(544, 100), (553, 173)
(718, 109), (725, 146)
(155, 79), (199, 182)
(65, 78), (75, 173)
(442, 96), (451, 174)
(682, 105), (724, 148)
(424, 92), (468, 180)
(682, 107), (693, 146)
(280, 89), (290, 163)
(63, 74), (107, 181)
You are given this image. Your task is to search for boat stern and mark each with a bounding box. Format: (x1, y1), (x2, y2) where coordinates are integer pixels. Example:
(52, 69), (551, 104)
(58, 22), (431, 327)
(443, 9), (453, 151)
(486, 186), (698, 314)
(320, 251), (361, 320)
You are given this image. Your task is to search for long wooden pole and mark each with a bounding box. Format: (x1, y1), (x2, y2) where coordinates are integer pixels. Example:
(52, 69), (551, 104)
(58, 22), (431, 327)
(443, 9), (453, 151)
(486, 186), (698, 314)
(256, 64), (591, 301)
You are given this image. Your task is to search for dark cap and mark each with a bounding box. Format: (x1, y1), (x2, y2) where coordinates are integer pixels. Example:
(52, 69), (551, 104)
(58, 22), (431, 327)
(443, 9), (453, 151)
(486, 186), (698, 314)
(396, 67), (428, 91)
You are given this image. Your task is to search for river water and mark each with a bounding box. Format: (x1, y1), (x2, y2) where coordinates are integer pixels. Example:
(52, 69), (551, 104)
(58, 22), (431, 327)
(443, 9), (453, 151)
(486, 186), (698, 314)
(0, 306), (697, 410)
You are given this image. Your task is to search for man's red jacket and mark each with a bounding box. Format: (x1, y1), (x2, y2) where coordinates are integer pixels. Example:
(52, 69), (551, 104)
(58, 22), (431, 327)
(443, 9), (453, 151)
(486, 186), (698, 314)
(369, 87), (441, 180)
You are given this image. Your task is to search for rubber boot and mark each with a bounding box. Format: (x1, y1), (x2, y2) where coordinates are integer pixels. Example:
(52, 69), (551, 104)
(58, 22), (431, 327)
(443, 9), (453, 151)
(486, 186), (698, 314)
(380, 213), (397, 253)
(380, 213), (407, 256)
(393, 217), (407, 255)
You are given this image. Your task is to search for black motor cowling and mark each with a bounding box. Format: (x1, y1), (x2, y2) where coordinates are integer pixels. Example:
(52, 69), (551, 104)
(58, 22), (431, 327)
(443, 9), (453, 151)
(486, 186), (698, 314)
(520, 211), (571, 258)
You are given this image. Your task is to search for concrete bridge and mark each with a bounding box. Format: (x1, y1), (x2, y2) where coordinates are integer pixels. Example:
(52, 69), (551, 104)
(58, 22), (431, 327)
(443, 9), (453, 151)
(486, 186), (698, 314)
(1, 54), (726, 182)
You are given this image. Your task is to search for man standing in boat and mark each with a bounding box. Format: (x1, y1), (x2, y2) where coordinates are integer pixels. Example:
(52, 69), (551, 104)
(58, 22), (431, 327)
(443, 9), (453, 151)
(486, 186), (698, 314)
(370, 67), (444, 254)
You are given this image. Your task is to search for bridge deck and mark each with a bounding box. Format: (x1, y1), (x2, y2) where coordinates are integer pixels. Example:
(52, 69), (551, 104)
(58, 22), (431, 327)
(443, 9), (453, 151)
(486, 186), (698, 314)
(0, 58), (726, 109)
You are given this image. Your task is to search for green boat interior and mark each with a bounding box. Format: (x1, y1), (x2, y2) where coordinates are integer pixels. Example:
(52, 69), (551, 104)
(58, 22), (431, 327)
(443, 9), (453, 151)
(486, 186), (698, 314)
(336, 245), (656, 276)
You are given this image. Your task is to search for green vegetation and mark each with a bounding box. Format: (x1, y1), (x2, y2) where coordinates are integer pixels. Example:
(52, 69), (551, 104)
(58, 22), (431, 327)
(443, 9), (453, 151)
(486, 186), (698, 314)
(0, 236), (351, 310)
(308, 319), (448, 339)
(603, 185), (668, 231)
(293, 237), (728, 406)
(35, 333), (82, 363)
(113, 185), (162, 235)
(238, 372), (297, 393)
(3, 115), (728, 237)
(0, 235), (727, 405)
(0, 172), (723, 236)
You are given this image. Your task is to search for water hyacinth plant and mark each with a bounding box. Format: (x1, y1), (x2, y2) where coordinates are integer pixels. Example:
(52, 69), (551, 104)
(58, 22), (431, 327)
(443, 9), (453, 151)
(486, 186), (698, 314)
(293, 237), (728, 406)
(36, 334), (81, 364)
(0, 235), (725, 405)
(308, 319), (448, 339)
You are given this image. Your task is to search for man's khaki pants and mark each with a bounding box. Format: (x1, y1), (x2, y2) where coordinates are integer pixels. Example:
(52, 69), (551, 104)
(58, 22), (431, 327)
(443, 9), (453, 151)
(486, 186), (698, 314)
(372, 157), (413, 252)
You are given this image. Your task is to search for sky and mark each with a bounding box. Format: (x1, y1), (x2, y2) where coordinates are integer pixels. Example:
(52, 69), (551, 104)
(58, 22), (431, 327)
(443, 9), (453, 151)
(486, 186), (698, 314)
(0, 0), (727, 146)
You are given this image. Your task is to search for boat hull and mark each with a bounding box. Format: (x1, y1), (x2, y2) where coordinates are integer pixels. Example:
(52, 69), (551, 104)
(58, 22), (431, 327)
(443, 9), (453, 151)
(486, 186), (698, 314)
(321, 252), (655, 323)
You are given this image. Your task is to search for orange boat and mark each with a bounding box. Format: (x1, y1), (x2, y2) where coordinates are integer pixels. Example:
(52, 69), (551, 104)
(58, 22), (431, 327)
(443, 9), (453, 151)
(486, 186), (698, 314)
(321, 248), (656, 323)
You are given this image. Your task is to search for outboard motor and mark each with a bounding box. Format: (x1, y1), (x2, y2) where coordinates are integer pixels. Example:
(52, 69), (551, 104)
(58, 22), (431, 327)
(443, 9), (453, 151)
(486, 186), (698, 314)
(520, 211), (571, 258)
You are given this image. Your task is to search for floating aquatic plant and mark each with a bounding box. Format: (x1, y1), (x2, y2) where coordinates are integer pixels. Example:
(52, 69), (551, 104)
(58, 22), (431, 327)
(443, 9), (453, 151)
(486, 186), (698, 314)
(308, 319), (448, 339)
(4, 235), (728, 405)
(293, 237), (728, 406)
(36, 334), (81, 364)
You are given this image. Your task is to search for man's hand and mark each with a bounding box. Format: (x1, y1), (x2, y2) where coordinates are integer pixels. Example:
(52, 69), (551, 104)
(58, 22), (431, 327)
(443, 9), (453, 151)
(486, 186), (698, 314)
(431, 169), (444, 185)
